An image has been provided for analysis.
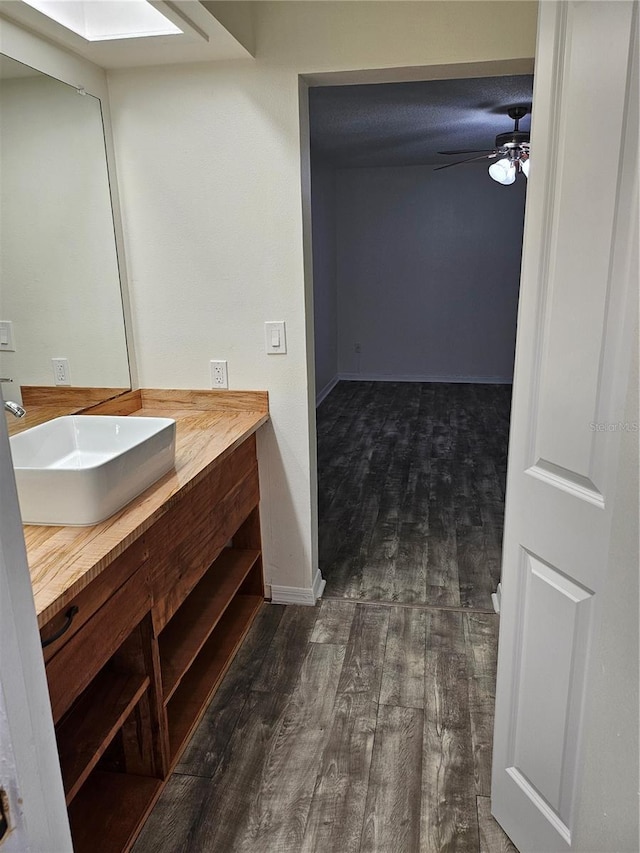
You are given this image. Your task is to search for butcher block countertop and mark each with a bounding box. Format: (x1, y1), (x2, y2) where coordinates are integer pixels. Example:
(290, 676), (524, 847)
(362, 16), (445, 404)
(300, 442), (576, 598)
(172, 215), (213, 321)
(21, 389), (269, 627)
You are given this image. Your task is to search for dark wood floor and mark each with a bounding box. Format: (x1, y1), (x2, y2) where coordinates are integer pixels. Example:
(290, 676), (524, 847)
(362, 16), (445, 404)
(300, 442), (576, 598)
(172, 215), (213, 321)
(134, 600), (516, 853)
(317, 382), (511, 609)
(135, 381), (516, 852)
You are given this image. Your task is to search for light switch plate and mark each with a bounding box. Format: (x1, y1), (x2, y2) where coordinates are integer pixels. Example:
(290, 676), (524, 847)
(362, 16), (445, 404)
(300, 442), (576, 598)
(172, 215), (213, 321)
(265, 321), (286, 354)
(0, 321), (15, 352)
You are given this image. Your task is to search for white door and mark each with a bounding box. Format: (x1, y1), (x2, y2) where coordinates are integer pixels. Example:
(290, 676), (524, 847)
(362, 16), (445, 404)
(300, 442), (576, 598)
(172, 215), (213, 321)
(0, 392), (72, 851)
(491, 2), (638, 851)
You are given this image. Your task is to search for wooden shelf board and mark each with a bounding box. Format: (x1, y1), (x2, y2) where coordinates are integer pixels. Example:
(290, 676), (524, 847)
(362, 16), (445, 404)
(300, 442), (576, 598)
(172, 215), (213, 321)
(159, 549), (260, 703)
(57, 671), (150, 805)
(166, 593), (263, 765)
(68, 770), (162, 853)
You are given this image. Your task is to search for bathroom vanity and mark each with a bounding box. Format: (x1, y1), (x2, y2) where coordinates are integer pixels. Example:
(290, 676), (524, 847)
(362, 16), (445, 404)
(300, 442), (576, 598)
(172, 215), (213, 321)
(24, 389), (269, 852)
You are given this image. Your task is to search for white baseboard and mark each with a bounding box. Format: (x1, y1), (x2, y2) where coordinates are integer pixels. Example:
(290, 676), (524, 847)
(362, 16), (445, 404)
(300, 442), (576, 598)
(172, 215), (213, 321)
(338, 372), (513, 385)
(270, 568), (326, 606)
(492, 582), (502, 614)
(316, 375), (339, 406)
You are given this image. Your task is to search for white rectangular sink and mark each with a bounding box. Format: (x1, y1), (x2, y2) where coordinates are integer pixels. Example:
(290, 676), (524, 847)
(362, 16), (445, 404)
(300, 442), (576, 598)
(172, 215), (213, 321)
(10, 415), (176, 526)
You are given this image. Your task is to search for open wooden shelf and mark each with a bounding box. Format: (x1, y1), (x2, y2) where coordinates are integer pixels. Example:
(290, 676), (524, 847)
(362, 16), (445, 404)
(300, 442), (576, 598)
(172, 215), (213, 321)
(57, 671), (150, 805)
(68, 770), (162, 853)
(166, 592), (263, 764)
(159, 548), (260, 703)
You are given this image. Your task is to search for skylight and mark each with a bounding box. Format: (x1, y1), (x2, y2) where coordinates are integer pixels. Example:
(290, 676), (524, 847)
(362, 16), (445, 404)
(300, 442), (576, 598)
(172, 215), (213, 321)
(21, 0), (183, 41)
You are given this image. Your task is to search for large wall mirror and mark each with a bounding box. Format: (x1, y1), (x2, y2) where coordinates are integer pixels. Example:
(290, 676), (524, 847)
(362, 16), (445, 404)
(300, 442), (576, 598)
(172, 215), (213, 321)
(0, 54), (131, 408)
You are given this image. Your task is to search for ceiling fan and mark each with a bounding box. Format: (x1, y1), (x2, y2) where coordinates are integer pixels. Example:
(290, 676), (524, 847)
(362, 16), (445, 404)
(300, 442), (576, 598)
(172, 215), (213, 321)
(436, 105), (531, 184)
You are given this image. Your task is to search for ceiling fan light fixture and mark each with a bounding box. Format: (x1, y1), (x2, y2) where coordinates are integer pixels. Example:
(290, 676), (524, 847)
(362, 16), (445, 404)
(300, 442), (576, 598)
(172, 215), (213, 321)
(437, 105), (531, 186)
(488, 157), (516, 185)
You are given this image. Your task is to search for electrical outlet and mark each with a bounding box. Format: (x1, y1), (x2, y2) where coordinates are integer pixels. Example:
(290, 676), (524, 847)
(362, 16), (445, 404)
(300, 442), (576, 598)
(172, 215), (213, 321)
(52, 357), (71, 386)
(210, 360), (228, 389)
(354, 342), (361, 353)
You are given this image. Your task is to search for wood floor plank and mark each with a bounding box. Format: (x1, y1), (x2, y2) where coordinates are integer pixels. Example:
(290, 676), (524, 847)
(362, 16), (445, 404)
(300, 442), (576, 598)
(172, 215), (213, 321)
(310, 599), (357, 645)
(426, 528), (461, 607)
(361, 385), (416, 602)
(131, 773), (209, 853)
(457, 528), (500, 610)
(337, 604), (390, 699)
(427, 457), (455, 539)
(300, 693), (378, 853)
(477, 797), (519, 853)
(180, 689), (291, 852)
(394, 521), (429, 605)
(319, 383), (399, 599)
(174, 602), (285, 777)
(252, 603), (319, 694)
(233, 642), (347, 852)
(422, 613), (479, 852)
(399, 383), (433, 527)
(463, 613), (499, 702)
(429, 607), (467, 655)
(360, 704), (424, 853)
(380, 606), (428, 710)
(464, 613), (499, 796)
(319, 459), (386, 600)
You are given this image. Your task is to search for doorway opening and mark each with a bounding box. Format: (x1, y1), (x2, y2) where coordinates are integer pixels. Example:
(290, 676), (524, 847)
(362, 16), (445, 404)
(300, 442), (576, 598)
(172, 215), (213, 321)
(300, 70), (532, 848)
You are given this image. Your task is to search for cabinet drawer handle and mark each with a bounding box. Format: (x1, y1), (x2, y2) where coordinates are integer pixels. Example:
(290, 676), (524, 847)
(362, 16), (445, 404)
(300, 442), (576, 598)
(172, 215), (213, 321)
(41, 606), (79, 648)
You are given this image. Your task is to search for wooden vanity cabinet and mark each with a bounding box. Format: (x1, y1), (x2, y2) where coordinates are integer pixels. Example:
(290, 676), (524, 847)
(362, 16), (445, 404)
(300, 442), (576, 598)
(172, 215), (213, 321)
(39, 434), (265, 853)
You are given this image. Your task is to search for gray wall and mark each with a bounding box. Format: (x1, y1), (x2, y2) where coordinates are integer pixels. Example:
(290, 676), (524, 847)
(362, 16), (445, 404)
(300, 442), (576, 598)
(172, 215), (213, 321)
(311, 161), (338, 400)
(335, 164), (526, 382)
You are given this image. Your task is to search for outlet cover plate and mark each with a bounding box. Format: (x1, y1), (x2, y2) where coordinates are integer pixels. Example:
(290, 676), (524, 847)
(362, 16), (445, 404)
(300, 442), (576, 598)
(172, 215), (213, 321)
(52, 358), (71, 386)
(210, 360), (229, 389)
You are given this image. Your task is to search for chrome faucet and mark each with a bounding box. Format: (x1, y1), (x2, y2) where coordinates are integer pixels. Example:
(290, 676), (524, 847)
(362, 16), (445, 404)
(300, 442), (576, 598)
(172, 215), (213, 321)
(1, 379), (26, 418)
(4, 400), (26, 418)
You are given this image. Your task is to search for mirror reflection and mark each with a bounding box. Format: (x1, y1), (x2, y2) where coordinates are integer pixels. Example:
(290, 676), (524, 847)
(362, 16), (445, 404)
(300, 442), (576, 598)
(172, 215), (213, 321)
(0, 55), (130, 406)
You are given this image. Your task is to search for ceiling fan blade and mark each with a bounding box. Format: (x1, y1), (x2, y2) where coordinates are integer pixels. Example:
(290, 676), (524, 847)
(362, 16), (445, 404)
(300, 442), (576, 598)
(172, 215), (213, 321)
(438, 149), (495, 155)
(434, 152), (495, 171)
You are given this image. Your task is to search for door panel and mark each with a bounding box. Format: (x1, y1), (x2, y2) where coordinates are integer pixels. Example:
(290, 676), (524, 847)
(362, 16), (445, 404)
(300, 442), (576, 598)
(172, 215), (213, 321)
(511, 551), (594, 827)
(491, 2), (638, 851)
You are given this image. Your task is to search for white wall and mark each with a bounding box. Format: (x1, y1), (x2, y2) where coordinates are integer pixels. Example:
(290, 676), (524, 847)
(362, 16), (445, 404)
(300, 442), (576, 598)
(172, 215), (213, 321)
(311, 160), (338, 402)
(0, 75), (130, 388)
(107, 0), (538, 593)
(335, 164), (525, 382)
